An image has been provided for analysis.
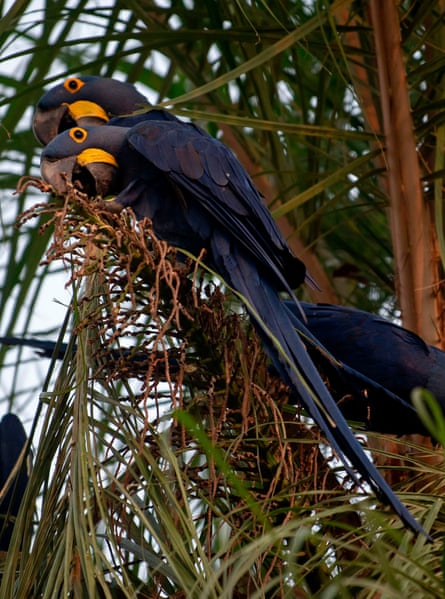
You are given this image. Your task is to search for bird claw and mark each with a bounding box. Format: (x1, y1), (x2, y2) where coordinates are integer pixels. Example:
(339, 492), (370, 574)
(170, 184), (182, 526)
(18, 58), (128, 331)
(95, 196), (123, 212)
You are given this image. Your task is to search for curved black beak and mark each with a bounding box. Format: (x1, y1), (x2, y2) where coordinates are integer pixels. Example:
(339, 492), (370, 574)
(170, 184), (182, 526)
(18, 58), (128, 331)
(40, 155), (77, 194)
(33, 105), (70, 145)
(41, 155), (117, 197)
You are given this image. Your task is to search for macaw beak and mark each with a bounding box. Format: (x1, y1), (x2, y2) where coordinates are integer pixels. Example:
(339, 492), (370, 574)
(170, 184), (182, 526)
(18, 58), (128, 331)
(34, 101), (110, 145)
(41, 155), (117, 197)
(40, 155), (77, 194)
(33, 105), (70, 145)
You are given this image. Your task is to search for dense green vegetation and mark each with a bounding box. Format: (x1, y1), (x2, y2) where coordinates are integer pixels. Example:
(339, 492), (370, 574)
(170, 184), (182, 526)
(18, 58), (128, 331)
(0, 1), (444, 596)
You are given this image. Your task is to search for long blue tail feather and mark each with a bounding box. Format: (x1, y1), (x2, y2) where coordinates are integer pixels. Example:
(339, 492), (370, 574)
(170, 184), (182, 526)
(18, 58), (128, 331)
(218, 246), (428, 538)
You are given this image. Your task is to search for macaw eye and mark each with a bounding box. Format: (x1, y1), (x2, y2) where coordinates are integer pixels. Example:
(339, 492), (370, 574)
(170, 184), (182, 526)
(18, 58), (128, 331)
(69, 127), (88, 143)
(64, 77), (85, 94)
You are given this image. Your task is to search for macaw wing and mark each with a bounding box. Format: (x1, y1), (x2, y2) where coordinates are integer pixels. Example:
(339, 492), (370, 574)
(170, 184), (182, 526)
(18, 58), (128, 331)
(126, 120), (305, 291)
(283, 303), (427, 434)
(298, 303), (439, 399)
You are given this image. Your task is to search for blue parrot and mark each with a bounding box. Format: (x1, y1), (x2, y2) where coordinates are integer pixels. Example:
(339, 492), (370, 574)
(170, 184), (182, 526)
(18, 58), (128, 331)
(33, 76), (427, 536)
(0, 413), (29, 551)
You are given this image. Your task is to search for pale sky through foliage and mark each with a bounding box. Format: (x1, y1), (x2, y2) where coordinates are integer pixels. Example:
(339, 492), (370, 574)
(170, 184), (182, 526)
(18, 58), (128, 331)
(0, 1), (170, 419)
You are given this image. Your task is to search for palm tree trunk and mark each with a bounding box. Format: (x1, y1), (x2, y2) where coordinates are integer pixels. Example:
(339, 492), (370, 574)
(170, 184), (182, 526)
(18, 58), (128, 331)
(370, 0), (441, 345)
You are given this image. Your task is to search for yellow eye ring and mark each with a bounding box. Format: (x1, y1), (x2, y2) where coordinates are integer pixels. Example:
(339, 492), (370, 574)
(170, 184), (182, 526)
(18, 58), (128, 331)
(63, 77), (85, 94)
(69, 127), (88, 143)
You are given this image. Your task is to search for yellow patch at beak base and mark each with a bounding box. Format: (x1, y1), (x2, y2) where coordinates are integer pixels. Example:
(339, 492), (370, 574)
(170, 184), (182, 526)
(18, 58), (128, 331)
(65, 100), (110, 123)
(78, 148), (118, 168)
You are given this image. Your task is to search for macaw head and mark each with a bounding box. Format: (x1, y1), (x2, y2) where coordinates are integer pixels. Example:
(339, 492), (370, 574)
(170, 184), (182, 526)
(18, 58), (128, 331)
(40, 125), (129, 196)
(34, 75), (148, 145)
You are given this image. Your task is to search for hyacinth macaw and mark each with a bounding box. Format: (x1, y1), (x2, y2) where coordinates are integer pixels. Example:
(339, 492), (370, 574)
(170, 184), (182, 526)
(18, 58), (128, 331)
(33, 76), (427, 536)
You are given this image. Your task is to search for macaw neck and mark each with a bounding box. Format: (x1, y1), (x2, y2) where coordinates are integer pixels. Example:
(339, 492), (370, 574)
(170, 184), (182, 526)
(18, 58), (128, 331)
(114, 141), (152, 190)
